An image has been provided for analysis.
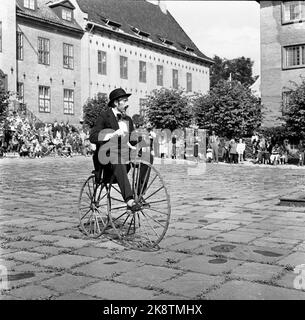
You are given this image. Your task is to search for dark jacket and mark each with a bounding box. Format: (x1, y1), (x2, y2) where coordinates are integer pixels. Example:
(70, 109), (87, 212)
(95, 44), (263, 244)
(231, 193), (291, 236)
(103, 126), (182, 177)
(89, 108), (136, 169)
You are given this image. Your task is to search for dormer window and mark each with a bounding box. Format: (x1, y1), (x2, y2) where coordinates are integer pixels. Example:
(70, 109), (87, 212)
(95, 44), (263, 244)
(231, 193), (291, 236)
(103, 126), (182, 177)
(130, 26), (151, 40)
(99, 15), (122, 31)
(62, 8), (72, 21)
(180, 43), (197, 56)
(24, 0), (35, 10)
(158, 36), (174, 46)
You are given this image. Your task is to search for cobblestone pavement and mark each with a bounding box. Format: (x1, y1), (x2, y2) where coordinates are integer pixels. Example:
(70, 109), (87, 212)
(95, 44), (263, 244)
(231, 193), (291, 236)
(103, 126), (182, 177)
(0, 156), (305, 300)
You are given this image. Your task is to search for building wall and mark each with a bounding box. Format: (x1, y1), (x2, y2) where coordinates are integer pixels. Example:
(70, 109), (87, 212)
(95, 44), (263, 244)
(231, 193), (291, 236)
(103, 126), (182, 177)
(82, 30), (210, 117)
(260, 1), (305, 127)
(0, 0), (17, 93)
(16, 19), (82, 124)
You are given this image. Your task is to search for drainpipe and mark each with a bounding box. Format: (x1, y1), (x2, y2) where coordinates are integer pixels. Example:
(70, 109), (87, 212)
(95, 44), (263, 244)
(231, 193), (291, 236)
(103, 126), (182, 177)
(87, 23), (94, 98)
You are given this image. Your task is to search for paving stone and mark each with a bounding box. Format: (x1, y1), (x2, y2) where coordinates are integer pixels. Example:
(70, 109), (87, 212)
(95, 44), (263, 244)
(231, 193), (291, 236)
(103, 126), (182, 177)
(52, 238), (94, 249)
(203, 221), (241, 232)
(73, 258), (140, 278)
(213, 231), (259, 244)
(230, 262), (283, 282)
(174, 229), (219, 240)
(55, 292), (98, 300)
(275, 270), (305, 291)
(252, 237), (300, 250)
(31, 235), (67, 243)
(80, 280), (159, 299)
(172, 222), (201, 230)
(94, 241), (125, 251)
(175, 255), (243, 275)
(115, 265), (181, 288)
(6, 241), (42, 250)
(9, 285), (58, 300)
(168, 240), (204, 253)
(151, 294), (186, 300)
(292, 241), (305, 252)
(205, 280), (305, 300)
(205, 211), (238, 219)
(158, 236), (187, 247)
(158, 272), (224, 298)
(3, 251), (46, 263)
(72, 246), (113, 258)
(37, 254), (95, 269)
(29, 245), (67, 255)
(41, 273), (96, 293)
(33, 222), (74, 232)
(277, 252), (305, 267)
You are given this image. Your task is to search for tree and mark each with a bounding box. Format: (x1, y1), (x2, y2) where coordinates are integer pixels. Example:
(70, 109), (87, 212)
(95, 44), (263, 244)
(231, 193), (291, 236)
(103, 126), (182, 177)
(210, 55), (255, 88)
(0, 90), (10, 126)
(193, 80), (262, 138)
(132, 114), (144, 128)
(282, 78), (305, 140)
(145, 88), (192, 131)
(83, 93), (108, 128)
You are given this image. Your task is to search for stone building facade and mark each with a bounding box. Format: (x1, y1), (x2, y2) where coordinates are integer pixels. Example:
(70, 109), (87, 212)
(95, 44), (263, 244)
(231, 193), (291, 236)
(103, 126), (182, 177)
(0, 0), (212, 124)
(259, 0), (305, 126)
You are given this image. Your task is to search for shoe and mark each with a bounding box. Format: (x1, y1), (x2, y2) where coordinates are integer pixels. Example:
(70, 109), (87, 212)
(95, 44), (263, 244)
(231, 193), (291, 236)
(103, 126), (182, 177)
(127, 200), (142, 212)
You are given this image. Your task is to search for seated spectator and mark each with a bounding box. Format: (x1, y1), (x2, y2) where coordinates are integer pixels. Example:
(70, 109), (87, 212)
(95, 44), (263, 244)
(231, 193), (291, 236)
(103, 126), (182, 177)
(279, 146), (288, 165)
(19, 143), (29, 157)
(206, 146), (213, 163)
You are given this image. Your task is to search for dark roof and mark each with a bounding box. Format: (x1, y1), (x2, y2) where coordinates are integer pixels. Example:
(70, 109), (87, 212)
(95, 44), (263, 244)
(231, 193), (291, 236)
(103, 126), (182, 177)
(16, 0), (83, 33)
(76, 0), (213, 64)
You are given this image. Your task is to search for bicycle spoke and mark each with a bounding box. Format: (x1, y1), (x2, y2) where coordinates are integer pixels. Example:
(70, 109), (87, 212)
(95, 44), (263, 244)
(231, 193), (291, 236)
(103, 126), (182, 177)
(111, 185), (122, 195)
(143, 206), (168, 216)
(142, 210), (166, 228)
(138, 165), (151, 199)
(80, 208), (92, 221)
(110, 196), (125, 203)
(144, 185), (164, 201)
(111, 205), (128, 211)
(140, 210), (161, 238)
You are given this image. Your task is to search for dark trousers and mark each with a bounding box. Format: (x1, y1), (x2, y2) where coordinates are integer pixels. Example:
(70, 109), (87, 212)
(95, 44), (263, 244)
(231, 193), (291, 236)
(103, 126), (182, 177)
(230, 153), (238, 163)
(211, 144), (218, 162)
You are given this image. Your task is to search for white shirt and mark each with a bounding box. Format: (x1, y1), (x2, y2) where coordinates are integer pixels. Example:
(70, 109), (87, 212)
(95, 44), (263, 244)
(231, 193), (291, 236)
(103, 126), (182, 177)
(112, 108), (129, 134)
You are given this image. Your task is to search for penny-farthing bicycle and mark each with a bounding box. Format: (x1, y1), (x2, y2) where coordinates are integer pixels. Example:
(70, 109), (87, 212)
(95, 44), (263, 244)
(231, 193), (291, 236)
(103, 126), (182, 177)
(78, 157), (171, 250)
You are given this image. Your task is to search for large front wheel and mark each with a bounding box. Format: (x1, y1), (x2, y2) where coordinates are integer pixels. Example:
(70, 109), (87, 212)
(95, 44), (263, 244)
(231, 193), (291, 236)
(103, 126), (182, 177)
(109, 160), (171, 249)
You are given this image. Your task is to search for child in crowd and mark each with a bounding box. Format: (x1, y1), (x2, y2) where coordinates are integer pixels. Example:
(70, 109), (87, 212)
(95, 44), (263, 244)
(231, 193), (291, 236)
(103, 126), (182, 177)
(206, 146), (213, 162)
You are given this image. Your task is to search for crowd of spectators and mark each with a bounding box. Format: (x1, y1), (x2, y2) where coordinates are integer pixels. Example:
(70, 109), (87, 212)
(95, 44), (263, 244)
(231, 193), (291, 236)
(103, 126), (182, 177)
(0, 111), (94, 158)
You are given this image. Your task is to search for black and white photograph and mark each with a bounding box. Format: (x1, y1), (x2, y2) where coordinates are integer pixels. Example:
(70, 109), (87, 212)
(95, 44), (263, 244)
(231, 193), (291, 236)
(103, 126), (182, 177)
(0, 0), (305, 309)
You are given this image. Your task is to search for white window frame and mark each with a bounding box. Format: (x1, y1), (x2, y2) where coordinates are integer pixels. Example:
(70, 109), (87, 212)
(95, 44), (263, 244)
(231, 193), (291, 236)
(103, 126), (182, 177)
(157, 65), (163, 86)
(39, 86), (51, 113)
(186, 72), (192, 92)
(63, 89), (74, 115)
(172, 69), (178, 89)
(98, 50), (107, 75)
(62, 8), (72, 21)
(63, 43), (73, 69)
(17, 32), (23, 60)
(0, 21), (2, 52)
(24, 0), (35, 10)
(282, 1), (305, 24)
(283, 44), (305, 69)
(38, 37), (50, 65)
(120, 56), (128, 79)
(139, 61), (146, 83)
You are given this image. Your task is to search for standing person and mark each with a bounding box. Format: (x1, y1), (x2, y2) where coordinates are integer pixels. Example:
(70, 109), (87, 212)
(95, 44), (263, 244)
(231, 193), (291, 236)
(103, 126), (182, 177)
(229, 138), (238, 164)
(236, 138), (246, 163)
(209, 131), (220, 163)
(89, 88), (143, 210)
(171, 134), (177, 159)
(222, 138), (230, 163)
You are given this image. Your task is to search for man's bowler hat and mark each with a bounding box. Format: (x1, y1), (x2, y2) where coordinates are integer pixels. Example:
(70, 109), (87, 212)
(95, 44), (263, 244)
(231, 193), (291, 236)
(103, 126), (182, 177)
(108, 88), (131, 106)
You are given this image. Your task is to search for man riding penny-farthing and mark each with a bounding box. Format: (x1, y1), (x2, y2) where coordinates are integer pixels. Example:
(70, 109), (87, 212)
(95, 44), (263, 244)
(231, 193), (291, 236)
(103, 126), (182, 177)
(78, 89), (171, 249)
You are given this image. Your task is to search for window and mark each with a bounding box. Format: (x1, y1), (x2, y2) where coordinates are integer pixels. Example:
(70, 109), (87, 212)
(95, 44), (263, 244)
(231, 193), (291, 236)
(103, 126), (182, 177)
(282, 1), (305, 23)
(139, 61), (146, 83)
(282, 91), (292, 114)
(24, 0), (35, 10)
(17, 32), (23, 60)
(283, 44), (305, 68)
(120, 56), (128, 79)
(157, 65), (163, 86)
(98, 50), (107, 75)
(139, 99), (147, 118)
(186, 73), (192, 92)
(17, 82), (24, 102)
(39, 86), (50, 113)
(38, 37), (50, 65)
(63, 43), (73, 69)
(0, 22), (2, 52)
(64, 89), (74, 114)
(62, 8), (72, 21)
(172, 69), (178, 89)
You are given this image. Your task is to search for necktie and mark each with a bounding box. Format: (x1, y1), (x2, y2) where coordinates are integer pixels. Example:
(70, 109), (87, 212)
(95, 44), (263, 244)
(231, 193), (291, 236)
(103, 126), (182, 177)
(116, 113), (122, 121)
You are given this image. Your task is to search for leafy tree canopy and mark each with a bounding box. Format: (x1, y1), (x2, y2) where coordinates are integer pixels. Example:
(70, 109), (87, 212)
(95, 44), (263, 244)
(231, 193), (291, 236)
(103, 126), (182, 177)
(281, 78), (305, 140)
(210, 55), (255, 88)
(145, 88), (192, 131)
(193, 80), (262, 138)
(0, 90), (10, 125)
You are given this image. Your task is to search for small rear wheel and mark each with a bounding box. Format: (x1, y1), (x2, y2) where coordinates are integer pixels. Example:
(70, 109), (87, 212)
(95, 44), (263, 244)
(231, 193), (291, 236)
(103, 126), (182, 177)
(78, 175), (110, 238)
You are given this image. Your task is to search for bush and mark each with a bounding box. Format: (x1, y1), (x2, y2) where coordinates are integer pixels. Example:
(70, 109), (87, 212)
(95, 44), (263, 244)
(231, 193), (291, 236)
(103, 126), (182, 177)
(83, 93), (108, 128)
